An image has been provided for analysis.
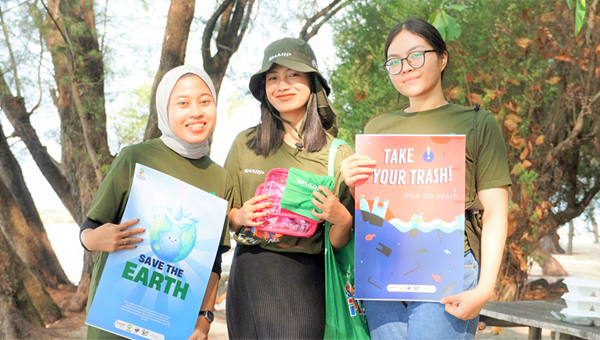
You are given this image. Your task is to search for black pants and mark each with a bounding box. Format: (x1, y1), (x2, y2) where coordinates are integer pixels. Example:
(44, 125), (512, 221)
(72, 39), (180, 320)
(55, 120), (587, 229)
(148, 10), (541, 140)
(226, 244), (325, 340)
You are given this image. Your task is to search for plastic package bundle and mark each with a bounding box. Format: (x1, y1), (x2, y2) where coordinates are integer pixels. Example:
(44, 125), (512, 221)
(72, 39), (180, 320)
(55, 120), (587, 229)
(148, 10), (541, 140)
(254, 168), (321, 237)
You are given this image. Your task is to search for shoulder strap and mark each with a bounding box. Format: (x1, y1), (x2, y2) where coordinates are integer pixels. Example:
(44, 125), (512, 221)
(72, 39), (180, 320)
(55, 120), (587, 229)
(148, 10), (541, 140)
(470, 103), (479, 205)
(328, 139), (349, 177)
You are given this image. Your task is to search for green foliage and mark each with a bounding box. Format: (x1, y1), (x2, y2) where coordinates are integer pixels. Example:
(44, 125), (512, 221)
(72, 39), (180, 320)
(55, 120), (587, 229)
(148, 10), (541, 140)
(330, 0), (439, 138)
(110, 82), (151, 151)
(332, 0), (600, 247)
(575, 0), (586, 36)
(428, 1), (469, 42)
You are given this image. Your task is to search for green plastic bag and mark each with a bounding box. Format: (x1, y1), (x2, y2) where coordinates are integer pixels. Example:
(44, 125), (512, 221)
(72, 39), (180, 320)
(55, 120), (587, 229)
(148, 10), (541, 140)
(324, 139), (370, 340)
(280, 167), (335, 221)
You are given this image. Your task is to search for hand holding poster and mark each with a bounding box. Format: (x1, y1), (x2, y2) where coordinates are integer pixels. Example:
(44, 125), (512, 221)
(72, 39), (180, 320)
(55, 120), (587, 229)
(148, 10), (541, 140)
(355, 135), (466, 301)
(86, 164), (227, 339)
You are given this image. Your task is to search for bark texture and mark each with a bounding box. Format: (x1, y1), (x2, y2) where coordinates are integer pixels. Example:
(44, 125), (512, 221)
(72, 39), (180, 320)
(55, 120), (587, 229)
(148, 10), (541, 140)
(144, 0), (196, 141)
(0, 176), (62, 338)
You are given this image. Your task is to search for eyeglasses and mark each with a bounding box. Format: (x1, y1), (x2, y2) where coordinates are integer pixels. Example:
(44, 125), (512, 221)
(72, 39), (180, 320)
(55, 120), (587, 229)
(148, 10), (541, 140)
(383, 50), (436, 75)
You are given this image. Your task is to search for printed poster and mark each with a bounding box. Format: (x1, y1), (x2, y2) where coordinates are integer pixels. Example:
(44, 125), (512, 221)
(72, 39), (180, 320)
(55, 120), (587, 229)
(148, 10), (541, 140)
(86, 163), (227, 340)
(355, 135), (466, 301)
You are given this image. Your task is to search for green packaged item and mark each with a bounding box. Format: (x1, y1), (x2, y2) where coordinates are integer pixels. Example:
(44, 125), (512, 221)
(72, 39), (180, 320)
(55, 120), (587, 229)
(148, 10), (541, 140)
(323, 139), (370, 340)
(280, 167), (334, 221)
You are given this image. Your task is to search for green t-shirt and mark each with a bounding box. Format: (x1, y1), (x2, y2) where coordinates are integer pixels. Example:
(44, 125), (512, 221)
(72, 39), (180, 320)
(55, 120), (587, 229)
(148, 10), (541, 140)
(224, 129), (354, 254)
(85, 139), (233, 321)
(364, 103), (512, 252)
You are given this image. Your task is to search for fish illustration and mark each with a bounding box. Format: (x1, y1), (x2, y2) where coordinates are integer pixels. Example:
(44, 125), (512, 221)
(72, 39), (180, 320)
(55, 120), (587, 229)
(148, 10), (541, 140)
(431, 274), (441, 282)
(365, 234), (376, 241)
(444, 249), (451, 254)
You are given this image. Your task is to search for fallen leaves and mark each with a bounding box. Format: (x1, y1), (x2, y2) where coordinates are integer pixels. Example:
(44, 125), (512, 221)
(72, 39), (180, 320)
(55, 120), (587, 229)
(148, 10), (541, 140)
(540, 12), (557, 23)
(468, 93), (482, 104)
(507, 213), (517, 237)
(509, 135), (526, 149)
(555, 52), (573, 62)
(516, 37), (533, 49)
(510, 242), (528, 271)
(545, 76), (561, 84)
(535, 135), (545, 145)
(444, 86), (463, 100)
(355, 91), (367, 101)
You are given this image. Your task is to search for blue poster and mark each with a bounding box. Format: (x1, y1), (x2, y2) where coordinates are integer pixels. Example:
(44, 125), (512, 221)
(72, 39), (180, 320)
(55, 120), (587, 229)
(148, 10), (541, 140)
(86, 163), (227, 340)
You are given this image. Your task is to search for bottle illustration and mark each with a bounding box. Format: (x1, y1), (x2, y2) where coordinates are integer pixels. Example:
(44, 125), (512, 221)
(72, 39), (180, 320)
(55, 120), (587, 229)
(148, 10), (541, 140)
(359, 195), (371, 222)
(370, 197), (389, 227)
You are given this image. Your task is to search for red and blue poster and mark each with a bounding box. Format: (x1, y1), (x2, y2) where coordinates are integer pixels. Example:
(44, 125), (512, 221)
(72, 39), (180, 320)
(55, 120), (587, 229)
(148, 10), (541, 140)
(355, 135), (466, 301)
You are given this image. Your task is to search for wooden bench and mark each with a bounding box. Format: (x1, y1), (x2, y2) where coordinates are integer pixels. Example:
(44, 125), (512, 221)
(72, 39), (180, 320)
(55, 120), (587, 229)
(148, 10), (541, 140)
(480, 301), (600, 340)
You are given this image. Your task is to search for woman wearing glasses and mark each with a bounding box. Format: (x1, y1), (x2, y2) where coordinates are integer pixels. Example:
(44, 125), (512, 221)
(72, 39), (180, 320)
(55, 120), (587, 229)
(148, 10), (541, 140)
(341, 19), (510, 339)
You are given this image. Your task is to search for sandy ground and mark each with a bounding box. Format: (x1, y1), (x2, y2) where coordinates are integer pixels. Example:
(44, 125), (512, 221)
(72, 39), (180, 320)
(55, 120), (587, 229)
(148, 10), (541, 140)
(40, 239), (600, 339)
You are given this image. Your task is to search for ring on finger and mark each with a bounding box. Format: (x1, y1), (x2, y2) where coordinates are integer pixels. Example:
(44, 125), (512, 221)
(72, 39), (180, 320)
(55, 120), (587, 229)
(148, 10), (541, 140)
(123, 240), (127, 245)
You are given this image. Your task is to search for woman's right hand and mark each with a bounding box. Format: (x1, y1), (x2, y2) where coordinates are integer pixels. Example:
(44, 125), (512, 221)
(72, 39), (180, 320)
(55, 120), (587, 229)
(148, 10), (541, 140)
(229, 195), (272, 231)
(340, 154), (377, 198)
(81, 218), (145, 252)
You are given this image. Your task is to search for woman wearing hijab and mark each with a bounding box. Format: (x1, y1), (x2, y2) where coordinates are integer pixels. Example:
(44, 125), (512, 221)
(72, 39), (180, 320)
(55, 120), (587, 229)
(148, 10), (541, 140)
(224, 38), (354, 339)
(80, 65), (232, 340)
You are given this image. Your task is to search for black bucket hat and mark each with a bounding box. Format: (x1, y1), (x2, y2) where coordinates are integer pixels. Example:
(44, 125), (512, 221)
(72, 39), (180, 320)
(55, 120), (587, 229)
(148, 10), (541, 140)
(249, 37), (338, 136)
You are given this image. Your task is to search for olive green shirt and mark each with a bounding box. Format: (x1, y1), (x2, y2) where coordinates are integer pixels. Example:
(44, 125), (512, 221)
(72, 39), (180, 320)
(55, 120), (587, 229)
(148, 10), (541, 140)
(364, 103), (512, 252)
(85, 139), (233, 339)
(224, 129), (354, 254)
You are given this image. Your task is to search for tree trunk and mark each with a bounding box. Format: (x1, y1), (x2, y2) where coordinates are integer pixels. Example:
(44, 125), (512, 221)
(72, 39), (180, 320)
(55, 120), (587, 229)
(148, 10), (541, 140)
(144, 0), (196, 141)
(38, 0), (114, 312)
(593, 219), (599, 244)
(0, 123), (70, 288)
(0, 175), (62, 339)
(533, 242), (569, 276)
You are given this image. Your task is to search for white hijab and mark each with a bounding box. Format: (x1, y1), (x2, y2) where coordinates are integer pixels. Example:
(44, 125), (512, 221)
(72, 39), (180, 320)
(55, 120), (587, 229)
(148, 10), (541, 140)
(157, 65), (217, 159)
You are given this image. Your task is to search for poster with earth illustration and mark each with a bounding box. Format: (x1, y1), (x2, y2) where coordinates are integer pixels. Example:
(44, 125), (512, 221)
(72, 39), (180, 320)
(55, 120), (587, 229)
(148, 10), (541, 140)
(355, 135), (466, 302)
(86, 163), (227, 340)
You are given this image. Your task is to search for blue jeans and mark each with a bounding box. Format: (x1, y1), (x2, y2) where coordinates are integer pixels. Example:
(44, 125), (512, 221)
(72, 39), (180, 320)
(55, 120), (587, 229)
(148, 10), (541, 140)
(363, 250), (480, 340)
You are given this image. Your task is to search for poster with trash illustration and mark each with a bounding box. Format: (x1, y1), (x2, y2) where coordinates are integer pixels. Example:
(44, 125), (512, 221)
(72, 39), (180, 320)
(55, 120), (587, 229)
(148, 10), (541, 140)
(355, 135), (465, 301)
(86, 163), (227, 340)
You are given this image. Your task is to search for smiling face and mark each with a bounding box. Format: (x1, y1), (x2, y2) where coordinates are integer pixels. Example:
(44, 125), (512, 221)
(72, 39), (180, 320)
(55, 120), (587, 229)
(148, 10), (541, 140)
(265, 64), (311, 119)
(168, 74), (216, 144)
(387, 30), (447, 100)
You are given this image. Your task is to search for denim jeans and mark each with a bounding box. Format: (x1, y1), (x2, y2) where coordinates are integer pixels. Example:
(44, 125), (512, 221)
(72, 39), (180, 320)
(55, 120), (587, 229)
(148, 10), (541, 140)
(363, 250), (480, 340)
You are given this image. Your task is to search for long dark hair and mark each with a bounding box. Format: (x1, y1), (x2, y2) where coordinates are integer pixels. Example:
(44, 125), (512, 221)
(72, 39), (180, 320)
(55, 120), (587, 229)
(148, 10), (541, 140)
(384, 18), (449, 79)
(246, 73), (327, 157)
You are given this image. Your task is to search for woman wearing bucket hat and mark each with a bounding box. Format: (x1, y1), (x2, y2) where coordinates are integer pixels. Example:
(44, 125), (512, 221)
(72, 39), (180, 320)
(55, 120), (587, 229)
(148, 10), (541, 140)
(224, 38), (355, 339)
(341, 19), (510, 339)
(79, 65), (233, 340)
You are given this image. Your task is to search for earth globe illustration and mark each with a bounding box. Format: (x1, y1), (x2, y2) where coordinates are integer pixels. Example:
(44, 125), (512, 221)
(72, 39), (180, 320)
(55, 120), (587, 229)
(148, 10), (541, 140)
(149, 204), (198, 263)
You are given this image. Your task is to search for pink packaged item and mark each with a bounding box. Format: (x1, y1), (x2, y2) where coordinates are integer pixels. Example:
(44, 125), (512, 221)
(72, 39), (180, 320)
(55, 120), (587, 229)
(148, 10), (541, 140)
(253, 168), (322, 237)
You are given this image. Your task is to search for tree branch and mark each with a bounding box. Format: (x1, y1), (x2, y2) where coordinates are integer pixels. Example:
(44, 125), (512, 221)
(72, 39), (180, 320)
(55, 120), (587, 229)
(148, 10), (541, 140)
(299, 0), (347, 42)
(235, 0), (255, 50)
(202, 0), (235, 72)
(0, 4), (22, 98)
(0, 70), (76, 218)
(552, 181), (600, 227)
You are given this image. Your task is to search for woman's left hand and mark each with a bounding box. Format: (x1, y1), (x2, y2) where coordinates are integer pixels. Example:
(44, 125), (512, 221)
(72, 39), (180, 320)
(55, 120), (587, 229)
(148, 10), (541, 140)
(311, 186), (351, 228)
(187, 315), (210, 340)
(440, 286), (490, 321)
